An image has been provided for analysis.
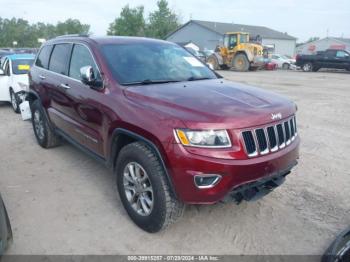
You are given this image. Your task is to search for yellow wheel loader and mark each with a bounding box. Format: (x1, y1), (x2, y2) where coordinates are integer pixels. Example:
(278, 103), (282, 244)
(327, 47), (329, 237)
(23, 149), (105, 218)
(207, 32), (264, 71)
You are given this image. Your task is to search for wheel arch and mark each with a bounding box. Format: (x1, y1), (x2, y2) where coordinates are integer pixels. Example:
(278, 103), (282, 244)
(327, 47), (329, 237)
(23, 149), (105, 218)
(26, 90), (40, 105)
(109, 128), (178, 198)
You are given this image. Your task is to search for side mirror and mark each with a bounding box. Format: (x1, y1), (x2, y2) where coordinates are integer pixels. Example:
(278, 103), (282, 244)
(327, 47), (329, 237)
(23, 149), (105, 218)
(0, 69), (4, 75)
(80, 66), (102, 89)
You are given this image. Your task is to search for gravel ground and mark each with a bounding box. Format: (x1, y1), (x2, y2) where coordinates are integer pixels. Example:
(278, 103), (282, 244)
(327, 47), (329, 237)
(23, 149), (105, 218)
(0, 70), (349, 255)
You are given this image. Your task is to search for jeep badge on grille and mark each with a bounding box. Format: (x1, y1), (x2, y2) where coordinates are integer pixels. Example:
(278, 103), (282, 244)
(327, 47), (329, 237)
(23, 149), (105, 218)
(271, 113), (282, 120)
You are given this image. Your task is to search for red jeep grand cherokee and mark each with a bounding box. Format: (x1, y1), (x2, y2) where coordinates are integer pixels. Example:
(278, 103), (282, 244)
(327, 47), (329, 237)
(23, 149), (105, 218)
(28, 35), (299, 232)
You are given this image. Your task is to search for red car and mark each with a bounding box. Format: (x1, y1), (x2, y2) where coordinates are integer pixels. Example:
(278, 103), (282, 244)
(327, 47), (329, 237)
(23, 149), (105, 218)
(27, 35), (300, 232)
(264, 58), (278, 70)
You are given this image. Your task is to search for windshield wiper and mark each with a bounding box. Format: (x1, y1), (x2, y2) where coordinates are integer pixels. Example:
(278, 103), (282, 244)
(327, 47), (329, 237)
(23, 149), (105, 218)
(123, 79), (181, 86)
(187, 77), (212, 81)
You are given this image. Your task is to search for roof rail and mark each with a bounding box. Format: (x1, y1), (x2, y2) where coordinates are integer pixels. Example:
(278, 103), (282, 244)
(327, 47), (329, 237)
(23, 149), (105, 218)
(54, 34), (90, 39)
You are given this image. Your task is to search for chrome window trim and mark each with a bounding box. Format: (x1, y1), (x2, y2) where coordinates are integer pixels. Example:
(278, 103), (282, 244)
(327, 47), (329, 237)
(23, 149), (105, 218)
(33, 41), (102, 87)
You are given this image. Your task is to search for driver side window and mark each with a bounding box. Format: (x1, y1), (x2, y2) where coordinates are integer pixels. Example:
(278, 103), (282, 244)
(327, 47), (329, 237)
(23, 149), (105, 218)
(69, 44), (100, 81)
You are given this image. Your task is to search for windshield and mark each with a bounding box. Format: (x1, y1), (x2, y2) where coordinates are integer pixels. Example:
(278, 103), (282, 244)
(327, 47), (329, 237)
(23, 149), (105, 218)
(101, 42), (217, 85)
(12, 59), (34, 74)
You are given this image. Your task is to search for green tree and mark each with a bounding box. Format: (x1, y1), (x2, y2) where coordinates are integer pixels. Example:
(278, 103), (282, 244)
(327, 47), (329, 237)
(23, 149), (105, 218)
(107, 5), (145, 36)
(55, 19), (90, 35)
(146, 0), (180, 39)
(0, 18), (36, 47)
(0, 17), (91, 48)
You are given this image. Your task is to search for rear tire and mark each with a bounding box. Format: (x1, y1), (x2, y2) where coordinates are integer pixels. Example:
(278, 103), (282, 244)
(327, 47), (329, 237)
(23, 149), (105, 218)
(302, 62), (313, 72)
(10, 89), (20, 114)
(31, 100), (60, 148)
(116, 142), (184, 233)
(233, 54), (249, 72)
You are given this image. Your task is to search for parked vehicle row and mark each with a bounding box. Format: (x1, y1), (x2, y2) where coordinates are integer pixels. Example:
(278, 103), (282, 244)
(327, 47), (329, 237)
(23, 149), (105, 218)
(296, 49), (350, 72)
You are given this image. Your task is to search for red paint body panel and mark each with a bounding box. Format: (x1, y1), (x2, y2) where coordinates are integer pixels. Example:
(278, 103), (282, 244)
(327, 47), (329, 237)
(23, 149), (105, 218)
(167, 137), (299, 203)
(29, 36), (300, 204)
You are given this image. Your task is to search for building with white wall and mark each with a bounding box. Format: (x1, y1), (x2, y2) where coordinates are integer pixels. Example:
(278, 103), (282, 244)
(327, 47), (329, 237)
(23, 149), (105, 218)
(166, 20), (297, 56)
(296, 37), (350, 54)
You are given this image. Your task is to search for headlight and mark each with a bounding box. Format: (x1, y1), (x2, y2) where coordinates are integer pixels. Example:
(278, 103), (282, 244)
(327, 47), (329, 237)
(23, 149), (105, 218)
(175, 129), (231, 148)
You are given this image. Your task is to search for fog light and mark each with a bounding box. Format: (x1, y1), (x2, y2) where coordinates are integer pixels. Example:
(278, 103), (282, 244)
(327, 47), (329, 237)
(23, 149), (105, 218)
(194, 175), (222, 189)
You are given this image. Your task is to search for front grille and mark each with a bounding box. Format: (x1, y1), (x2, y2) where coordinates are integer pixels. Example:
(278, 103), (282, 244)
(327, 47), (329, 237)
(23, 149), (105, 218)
(241, 116), (298, 157)
(242, 131), (257, 156)
(255, 129), (268, 154)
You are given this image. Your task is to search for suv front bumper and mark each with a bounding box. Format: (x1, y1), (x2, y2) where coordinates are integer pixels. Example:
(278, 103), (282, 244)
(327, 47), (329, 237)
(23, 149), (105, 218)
(166, 136), (300, 204)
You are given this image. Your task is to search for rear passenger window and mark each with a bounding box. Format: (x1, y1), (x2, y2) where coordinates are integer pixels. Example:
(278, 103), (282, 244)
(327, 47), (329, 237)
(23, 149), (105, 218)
(69, 44), (101, 81)
(35, 45), (53, 69)
(49, 44), (72, 75)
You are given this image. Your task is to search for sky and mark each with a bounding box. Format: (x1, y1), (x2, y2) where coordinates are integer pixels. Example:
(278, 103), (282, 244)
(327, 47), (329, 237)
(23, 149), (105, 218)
(0, 0), (349, 42)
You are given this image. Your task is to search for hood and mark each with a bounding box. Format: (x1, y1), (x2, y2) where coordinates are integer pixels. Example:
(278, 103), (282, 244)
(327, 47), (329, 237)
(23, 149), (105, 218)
(124, 79), (296, 129)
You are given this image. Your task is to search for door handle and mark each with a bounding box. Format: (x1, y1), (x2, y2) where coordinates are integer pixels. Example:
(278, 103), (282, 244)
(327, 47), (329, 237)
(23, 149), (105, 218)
(39, 75), (46, 80)
(59, 83), (70, 89)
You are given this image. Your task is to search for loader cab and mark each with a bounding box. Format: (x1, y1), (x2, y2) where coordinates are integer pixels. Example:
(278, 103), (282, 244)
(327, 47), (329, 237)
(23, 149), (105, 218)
(223, 32), (249, 50)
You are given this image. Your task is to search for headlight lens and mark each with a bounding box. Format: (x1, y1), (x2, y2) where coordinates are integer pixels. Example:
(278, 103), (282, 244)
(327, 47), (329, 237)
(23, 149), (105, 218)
(175, 129), (231, 148)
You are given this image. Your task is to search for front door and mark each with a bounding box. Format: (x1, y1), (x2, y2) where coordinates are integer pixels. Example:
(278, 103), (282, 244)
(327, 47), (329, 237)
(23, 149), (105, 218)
(56, 43), (105, 157)
(334, 50), (350, 69)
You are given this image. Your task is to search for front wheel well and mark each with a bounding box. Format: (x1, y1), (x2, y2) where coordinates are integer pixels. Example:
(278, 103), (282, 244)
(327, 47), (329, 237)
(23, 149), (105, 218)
(111, 133), (137, 170)
(109, 128), (178, 199)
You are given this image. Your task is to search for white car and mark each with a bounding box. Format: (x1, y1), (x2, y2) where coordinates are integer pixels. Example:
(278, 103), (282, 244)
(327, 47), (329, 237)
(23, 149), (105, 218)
(0, 54), (35, 113)
(271, 54), (296, 70)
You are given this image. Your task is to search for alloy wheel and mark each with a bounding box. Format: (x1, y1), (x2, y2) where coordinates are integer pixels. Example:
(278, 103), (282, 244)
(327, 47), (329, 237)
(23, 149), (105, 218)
(11, 92), (18, 111)
(123, 162), (154, 216)
(303, 63), (312, 72)
(33, 110), (45, 141)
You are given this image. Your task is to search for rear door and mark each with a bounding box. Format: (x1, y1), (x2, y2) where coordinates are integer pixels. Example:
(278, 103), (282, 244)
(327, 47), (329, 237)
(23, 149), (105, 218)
(44, 43), (75, 135)
(322, 50), (337, 68)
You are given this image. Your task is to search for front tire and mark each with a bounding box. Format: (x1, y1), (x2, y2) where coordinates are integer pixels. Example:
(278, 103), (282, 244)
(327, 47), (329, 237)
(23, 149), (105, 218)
(31, 100), (60, 148)
(302, 62), (313, 72)
(10, 90), (20, 114)
(207, 55), (220, 70)
(233, 53), (249, 72)
(116, 142), (184, 233)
